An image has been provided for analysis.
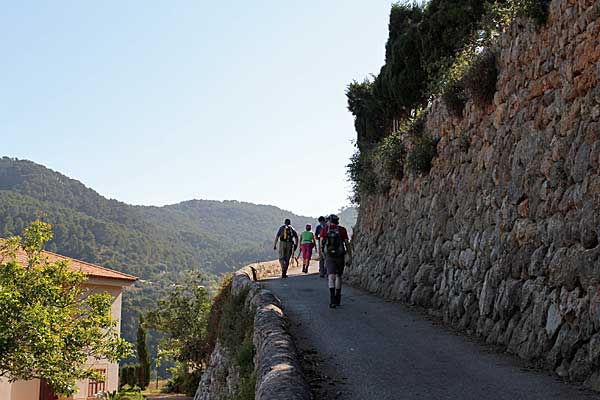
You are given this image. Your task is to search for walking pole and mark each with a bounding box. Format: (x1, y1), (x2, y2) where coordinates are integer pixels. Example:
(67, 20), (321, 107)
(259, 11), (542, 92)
(295, 247), (301, 268)
(293, 243), (299, 268)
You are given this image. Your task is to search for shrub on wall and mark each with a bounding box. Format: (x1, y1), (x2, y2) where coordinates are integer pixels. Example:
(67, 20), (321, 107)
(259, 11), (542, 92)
(406, 135), (438, 175)
(442, 80), (468, 118)
(376, 132), (406, 180)
(347, 150), (378, 203)
(348, 139), (405, 203)
(348, 111), (437, 201)
(379, 111), (428, 177)
(462, 50), (498, 107)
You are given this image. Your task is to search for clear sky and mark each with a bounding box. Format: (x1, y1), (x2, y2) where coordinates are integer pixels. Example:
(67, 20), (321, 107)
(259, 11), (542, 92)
(1, 1), (394, 217)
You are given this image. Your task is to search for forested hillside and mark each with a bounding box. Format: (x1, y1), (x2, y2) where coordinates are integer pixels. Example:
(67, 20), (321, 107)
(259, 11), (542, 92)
(338, 206), (358, 234)
(0, 157), (314, 341)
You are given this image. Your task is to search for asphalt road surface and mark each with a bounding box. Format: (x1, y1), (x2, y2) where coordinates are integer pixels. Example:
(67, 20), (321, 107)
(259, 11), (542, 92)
(261, 263), (599, 400)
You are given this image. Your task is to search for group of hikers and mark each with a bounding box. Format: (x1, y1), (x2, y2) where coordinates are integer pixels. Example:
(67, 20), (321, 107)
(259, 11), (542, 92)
(273, 214), (351, 309)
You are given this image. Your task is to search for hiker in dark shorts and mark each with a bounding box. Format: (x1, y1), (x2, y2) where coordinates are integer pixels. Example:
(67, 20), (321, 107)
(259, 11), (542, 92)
(320, 214), (351, 308)
(314, 216), (327, 277)
(273, 218), (298, 278)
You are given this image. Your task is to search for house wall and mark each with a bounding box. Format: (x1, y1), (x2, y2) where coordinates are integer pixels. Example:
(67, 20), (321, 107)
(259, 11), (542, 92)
(74, 282), (124, 399)
(11, 379), (40, 399)
(0, 378), (43, 400)
(0, 377), (13, 399)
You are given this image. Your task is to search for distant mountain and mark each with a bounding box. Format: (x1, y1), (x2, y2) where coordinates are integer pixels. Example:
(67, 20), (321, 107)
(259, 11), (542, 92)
(337, 206), (358, 234)
(0, 157), (314, 342)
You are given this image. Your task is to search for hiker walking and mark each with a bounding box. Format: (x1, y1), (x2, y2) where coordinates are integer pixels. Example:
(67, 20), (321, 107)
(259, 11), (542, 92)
(320, 214), (351, 308)
(273, 218), (298, 278)
(314, 216), (327, 277)
(300, 224), (317, 273)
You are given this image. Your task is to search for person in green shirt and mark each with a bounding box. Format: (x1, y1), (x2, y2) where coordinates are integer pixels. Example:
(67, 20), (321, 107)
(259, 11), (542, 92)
(299, 224), (317, 273)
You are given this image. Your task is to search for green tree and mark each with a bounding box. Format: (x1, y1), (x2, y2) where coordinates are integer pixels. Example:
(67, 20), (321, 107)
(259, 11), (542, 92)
(136, 315), (151, 389)
(146, 274), (212, 368)
(146, 274), (212, 393)
(0, 221), (131, 396)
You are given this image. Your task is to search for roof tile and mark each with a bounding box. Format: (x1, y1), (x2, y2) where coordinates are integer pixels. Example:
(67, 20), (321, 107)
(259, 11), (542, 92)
(1, 241), (137, 283)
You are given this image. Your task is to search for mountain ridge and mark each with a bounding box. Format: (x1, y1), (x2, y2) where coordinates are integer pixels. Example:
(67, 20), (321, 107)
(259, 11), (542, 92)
(0, 156), (322, 341)
(0, 157), (316, 276)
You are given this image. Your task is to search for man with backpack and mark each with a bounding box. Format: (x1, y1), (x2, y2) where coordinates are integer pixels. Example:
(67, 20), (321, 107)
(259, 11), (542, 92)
(273, 218), (298, 278)
(314, 216), (327, 277)
(320, 214), (351, 308)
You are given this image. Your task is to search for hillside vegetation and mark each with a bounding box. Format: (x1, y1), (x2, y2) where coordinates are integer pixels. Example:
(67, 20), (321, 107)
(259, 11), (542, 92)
(0, 157), (315, 341)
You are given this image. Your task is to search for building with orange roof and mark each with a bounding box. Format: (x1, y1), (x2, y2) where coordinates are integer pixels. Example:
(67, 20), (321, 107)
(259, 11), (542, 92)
(0, 246), (137, 400)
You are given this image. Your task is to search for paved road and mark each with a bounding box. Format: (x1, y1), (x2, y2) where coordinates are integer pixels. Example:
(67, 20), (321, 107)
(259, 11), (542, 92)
(261, 263), (598, 400)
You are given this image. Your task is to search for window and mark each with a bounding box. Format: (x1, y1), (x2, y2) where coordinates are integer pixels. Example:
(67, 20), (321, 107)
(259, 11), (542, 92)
(87, 368), (107, 398)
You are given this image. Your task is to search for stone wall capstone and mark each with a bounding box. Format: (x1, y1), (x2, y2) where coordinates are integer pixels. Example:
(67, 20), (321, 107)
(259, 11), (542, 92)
(347, 0), (600, 389)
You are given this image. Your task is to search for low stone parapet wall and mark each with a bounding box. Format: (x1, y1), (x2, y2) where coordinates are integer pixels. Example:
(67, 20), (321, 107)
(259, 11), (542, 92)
(195, 261), (310, 400)
(233, 261), (310, 400)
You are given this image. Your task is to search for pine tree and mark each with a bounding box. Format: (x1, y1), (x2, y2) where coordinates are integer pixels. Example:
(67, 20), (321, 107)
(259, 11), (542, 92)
(136, 315), (151, 389)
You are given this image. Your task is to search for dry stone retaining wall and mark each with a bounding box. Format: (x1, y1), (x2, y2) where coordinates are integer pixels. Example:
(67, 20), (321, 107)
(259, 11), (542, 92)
(347, 0), (600, 389)
(195, 261), (310, 400)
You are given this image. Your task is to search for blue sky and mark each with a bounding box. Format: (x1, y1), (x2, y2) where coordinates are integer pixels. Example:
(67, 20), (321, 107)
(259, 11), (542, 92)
(1, 1), (394, 217)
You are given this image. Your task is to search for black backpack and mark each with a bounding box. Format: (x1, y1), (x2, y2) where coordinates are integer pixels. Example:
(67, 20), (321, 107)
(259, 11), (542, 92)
(281, 225), (294, 242)
(325, 226), (345, 257)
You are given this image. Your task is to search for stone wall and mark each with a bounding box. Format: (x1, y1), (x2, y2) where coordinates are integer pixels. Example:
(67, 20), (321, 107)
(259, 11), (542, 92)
(195, 341), (240, 400)
(347, 0), (600, 388)
(195, 261), (310, 400)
